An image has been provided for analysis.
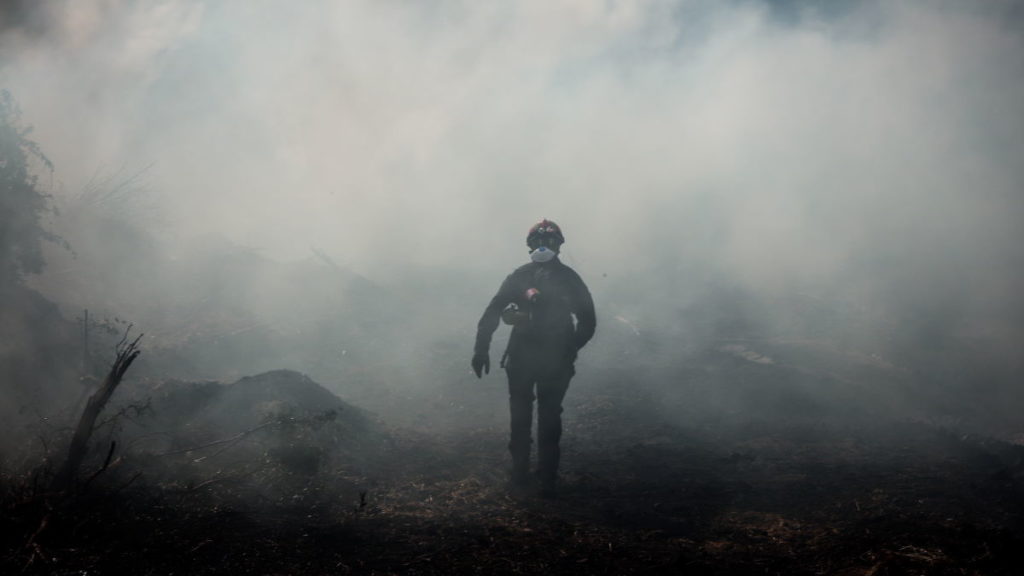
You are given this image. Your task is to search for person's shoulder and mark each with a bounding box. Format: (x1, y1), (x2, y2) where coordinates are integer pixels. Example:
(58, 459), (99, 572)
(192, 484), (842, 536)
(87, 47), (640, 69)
(499, 262), (534, 284)
(553, 259), (583, 279)
(511, 262), (537, 275)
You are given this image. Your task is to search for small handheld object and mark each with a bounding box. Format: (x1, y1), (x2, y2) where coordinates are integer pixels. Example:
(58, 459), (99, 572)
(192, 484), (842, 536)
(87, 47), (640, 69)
(501, 303), (529, 326)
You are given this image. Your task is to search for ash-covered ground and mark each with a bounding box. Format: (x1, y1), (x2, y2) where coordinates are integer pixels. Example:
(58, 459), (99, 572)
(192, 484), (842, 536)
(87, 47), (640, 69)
(4, 331), (1024, 575)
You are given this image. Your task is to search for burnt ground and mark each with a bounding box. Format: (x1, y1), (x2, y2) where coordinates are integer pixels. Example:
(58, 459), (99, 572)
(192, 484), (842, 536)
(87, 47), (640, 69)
(4, 370), (1024, 576)
(319, 423), (1024, 576)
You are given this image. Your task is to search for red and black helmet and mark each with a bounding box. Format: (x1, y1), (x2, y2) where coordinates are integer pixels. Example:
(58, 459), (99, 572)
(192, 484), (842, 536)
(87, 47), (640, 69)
(527, 219), (565, 250)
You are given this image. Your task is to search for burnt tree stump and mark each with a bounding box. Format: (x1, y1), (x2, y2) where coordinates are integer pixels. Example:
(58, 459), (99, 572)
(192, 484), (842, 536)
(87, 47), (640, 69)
(49, 331), (142, 494)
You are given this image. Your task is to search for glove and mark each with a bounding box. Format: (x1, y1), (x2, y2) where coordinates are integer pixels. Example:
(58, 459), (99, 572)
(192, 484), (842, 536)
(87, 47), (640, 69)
(471, 352), (490, 378)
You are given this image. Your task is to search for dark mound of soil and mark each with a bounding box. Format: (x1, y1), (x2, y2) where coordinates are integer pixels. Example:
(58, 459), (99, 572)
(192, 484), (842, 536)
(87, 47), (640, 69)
(138, 369), (376, 435)
(125, 370), (388, 493)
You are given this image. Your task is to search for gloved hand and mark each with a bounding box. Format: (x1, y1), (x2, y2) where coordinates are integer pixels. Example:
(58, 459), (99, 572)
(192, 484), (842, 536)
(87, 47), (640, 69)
(471, 352), (490, 378)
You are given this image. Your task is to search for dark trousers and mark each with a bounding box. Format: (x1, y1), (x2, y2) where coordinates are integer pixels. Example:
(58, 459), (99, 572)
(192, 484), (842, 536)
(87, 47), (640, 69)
(506, 361), (573, 481)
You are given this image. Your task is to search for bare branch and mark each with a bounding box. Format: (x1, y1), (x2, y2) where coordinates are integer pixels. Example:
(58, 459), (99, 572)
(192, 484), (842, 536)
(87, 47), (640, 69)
(82, 441), (119, 489)
(94, 398), (151, 432)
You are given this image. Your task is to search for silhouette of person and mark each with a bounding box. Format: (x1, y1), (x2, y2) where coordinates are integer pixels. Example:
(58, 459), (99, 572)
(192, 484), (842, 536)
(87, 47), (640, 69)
(472, 220), (595, 493)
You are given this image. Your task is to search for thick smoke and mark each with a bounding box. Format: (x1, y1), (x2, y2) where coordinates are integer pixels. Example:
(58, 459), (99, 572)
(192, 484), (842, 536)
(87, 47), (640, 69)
(2, 1), (1023, 432)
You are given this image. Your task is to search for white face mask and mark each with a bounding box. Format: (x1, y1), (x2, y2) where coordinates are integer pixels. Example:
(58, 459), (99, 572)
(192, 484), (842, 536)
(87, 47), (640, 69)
(530, 246), (557, 263)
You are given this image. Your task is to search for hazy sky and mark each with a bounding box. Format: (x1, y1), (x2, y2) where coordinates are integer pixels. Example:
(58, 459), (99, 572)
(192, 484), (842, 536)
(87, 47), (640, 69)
(2, 0), (1022, 327)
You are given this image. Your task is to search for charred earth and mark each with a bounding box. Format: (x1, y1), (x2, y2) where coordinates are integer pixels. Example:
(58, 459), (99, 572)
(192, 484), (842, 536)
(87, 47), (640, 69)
(3, 363), (1024, 575)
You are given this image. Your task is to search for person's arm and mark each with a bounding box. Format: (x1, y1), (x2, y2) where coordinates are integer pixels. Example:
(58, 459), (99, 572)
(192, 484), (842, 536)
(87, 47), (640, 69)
(572, 274), (596, 351)
(476, 275), (515, 354)
(473, 274), (515, 376)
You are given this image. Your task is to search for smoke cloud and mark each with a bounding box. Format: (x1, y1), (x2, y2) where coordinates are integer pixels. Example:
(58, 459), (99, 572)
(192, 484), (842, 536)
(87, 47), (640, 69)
(2, 0), (1023, 429)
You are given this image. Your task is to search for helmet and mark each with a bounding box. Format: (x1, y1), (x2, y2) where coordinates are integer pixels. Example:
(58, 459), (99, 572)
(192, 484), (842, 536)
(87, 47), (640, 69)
(527, 219), (565, 250)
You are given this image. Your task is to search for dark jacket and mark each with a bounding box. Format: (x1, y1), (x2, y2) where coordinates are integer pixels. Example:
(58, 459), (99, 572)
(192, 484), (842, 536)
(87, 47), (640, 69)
(475, 258), (595, 369)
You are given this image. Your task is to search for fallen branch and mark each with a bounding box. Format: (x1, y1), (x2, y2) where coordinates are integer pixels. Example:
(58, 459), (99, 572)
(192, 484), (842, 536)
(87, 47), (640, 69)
(155, 420), (278, 462)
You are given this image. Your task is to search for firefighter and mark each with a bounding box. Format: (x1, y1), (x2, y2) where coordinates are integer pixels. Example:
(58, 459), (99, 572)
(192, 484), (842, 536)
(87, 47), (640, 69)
(472, 219), (595, 494)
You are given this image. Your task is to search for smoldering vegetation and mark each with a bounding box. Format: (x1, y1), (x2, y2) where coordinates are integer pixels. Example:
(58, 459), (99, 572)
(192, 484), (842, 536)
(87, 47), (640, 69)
(3, 0), (1024, 573)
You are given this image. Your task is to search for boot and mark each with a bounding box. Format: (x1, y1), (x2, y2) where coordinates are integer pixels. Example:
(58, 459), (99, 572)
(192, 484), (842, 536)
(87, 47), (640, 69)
(537, 471), (558, 498)
(536, 442), (560, 495)
(511, 464), (530, 487)
(510, 452), (530, 487)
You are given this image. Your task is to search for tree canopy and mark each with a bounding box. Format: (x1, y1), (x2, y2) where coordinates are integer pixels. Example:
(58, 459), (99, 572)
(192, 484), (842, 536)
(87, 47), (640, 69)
(0, 89), (57, 284)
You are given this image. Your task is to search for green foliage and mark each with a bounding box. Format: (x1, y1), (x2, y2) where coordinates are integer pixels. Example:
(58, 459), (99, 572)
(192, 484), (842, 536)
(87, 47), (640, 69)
(0, 89), (58, 284)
